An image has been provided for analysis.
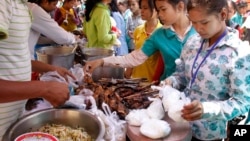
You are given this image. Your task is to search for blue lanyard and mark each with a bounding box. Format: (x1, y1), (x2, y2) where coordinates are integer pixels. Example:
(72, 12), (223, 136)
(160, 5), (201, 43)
(190, 30), (227, 88)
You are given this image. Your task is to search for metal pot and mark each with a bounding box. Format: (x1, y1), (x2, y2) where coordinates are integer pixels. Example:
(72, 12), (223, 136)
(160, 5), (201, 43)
(82, 47), (124, 82)
(36, 46), (75, 69)
(2, 109), (105, 141)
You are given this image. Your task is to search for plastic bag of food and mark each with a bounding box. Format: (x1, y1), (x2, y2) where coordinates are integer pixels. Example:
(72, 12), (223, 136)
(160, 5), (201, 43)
(99, 103), (127, 141)
(40, 71), (77, 95)
(140, 119), (171, 139)
(146, 97), (165, 120)
(167, 92), (190, 123)
(78, 88), (97, 112)
(69, 64), (84, 86)
(40, 71), (67, 83)
(125, 109), (150, 126)
(151, 85), (180, 111)
(151, 85), (190, 122)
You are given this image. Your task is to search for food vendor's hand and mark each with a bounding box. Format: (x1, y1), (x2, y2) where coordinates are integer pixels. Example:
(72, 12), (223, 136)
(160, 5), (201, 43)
(43, 81), (70, 107)
(53, 66), (76, 81)
(84, 59), (104, 74)
(181, 100), (203, 121)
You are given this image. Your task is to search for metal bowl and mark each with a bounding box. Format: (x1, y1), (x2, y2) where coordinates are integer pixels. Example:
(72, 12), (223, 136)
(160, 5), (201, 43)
(36, 46), (75, 69)
(2, 108), (105, 141)
(81, 47), (124, 82)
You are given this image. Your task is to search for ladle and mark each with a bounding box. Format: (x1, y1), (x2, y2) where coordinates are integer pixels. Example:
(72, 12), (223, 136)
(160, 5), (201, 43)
(72, 44), (78, 53)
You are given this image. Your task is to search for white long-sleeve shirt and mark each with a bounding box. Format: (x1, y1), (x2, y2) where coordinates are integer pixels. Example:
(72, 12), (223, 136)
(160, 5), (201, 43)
(103, 49), (148, 68)
(27, 2), (76, 60)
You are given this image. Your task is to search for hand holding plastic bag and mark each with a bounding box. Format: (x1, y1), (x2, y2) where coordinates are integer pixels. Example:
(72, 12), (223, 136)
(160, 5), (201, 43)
(151, 85), (191, 122)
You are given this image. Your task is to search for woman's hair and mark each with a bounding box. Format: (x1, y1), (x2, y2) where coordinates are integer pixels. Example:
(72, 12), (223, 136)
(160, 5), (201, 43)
(153, 0), (188, 11)
(110, 0), (120, 13)
(28, 0), (58, 5)
(187, 0), (228, 15)
(139, 0), (155, 15)
(118, 0), (129, 6)
(236, 0), (248, 8)
(85, 0), (102, 22)
(228, 0), (238, 11)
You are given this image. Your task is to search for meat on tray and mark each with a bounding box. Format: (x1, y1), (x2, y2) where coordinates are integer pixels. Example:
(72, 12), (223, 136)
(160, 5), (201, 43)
(75, 75), (159, 119)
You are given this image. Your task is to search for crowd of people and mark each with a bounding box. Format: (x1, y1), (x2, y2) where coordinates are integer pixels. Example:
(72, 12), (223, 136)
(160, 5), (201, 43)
(1, 0), (250, 141)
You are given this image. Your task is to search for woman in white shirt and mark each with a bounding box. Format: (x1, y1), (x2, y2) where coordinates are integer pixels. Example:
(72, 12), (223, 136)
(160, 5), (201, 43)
(28, 0), (77, 60)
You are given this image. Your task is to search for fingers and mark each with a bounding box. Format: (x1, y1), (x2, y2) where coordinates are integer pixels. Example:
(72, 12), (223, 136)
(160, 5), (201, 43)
(65, 71), (76, 80)
(49, 86), (70, 107)
(181, 100), (203, 121)
(83, 63), (92, 75)
(182, 110), (202, 121)
(83, 59), (104, 74)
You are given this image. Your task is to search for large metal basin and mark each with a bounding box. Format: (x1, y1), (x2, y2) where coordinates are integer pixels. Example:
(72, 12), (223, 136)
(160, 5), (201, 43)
(36, 46), (75, 69)
(82, 47), (124, 82)
(2, 109), (105, 141)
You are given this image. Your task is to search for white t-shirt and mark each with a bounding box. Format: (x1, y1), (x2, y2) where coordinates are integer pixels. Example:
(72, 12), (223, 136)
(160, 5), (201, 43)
(0, 0), (32, 139)
(28, 2), (76, 60)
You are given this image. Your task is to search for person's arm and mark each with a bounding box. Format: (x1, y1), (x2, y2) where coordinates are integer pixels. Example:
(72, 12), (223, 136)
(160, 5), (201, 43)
(0, 79), (69, 107)
(84, 28), (164, 73)
(84, 49), (148, 73)
(31, 60), (75, 80)
(30, 4), (76, 44)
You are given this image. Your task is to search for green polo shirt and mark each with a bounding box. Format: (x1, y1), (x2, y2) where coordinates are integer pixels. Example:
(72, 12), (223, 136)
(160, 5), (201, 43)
(83, 3), (116, 49)
(142, 26), (197, 80)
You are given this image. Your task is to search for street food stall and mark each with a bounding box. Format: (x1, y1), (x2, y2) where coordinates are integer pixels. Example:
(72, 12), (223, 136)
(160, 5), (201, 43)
(3, 47), (192, 141)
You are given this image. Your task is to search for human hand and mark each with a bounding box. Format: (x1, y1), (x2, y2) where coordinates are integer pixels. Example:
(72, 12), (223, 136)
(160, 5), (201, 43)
(128, 30), (133, 38)
(83, 59), (104, 74)
(43, 81), (70, 107)
(116, 31), (121, 38)
(53, 66), (76, 81)
(124, 68), (132, 79)
(181, 100), (203, 121)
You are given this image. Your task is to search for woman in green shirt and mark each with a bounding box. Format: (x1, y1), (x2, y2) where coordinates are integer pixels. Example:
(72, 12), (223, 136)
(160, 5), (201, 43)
(83, 0), (120, 48)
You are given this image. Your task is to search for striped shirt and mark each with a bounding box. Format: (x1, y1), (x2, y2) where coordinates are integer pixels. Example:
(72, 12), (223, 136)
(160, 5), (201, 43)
(0, 0), (32, 139)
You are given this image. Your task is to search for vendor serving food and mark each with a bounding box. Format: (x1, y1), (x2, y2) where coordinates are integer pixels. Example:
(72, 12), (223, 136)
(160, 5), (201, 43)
(0, 0), (75, 140)
(27, 0), (79, 60)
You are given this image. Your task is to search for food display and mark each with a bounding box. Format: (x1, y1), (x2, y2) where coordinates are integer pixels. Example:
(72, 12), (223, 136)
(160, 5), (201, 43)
(38, 124), (93, 141)
(20, 68), (191, 141)
(76, 75), (159, 119)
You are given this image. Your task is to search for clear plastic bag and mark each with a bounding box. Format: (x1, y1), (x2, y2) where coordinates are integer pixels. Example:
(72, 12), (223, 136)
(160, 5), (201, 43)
(78, 88), (97, 112)
(100, 103), (127, 141)
(151, 85), (191, 122)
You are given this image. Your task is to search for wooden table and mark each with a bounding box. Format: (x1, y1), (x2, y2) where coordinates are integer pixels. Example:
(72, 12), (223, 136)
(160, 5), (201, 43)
(127, 113), (192, 141)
